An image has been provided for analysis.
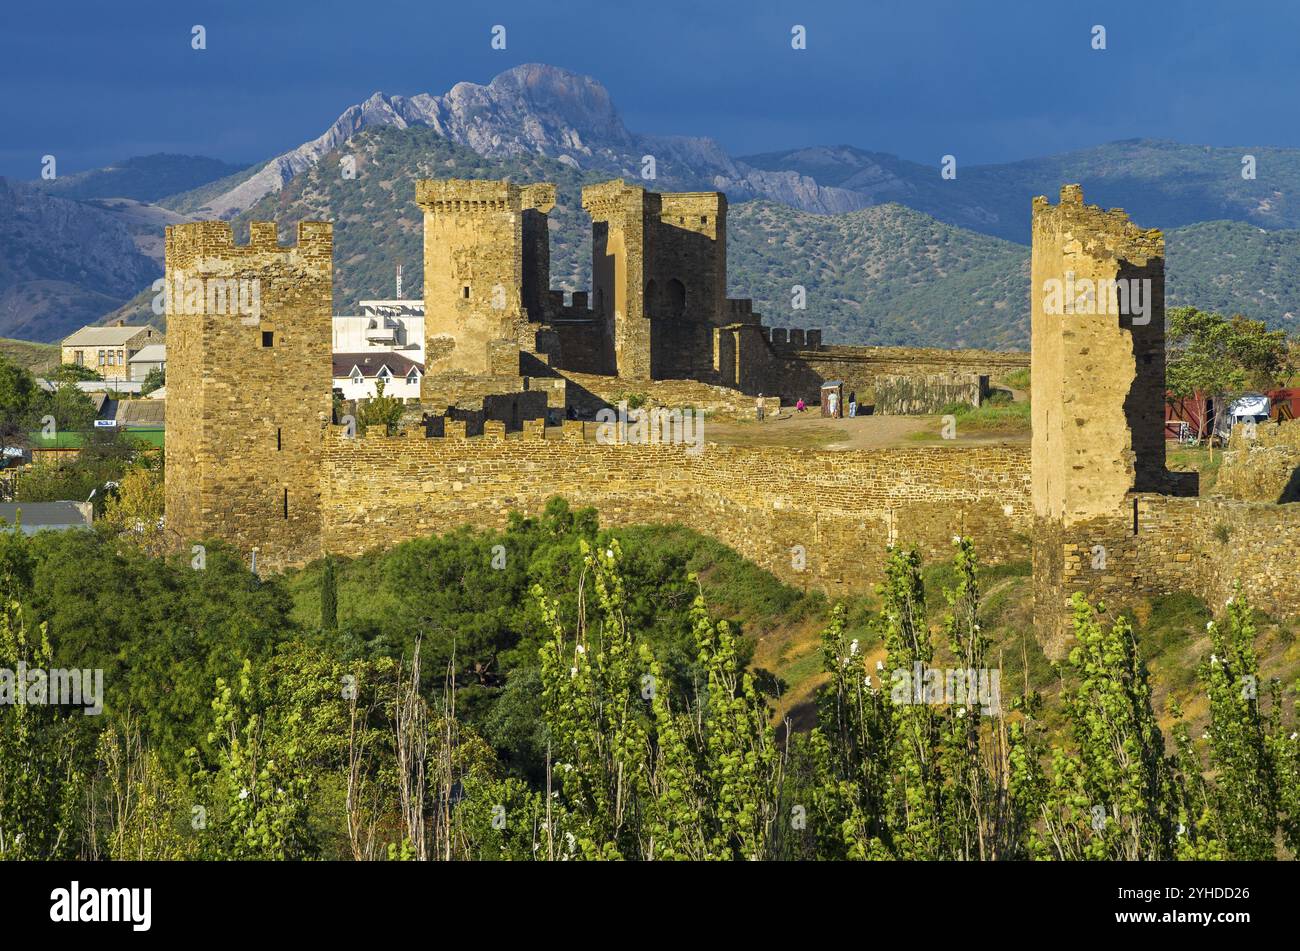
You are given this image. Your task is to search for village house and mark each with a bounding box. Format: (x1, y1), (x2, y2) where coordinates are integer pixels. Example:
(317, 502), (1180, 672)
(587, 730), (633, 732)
(60, 322), (161, 378)
(127, 343), (167, 382)
(331, 297), (425, 400)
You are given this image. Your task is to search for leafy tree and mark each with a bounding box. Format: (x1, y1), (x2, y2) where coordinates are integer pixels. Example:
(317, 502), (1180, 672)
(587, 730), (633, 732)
(48, 363), (102, 385)
(357, 378), (404, 435)
(1193, 593), (1297, 859)
(1040, 595), (1184, 859)
(93, 719), (197, 860)
(15, 430), (147, 511)
(40, 381), (98, 433)
(100, 464), (166, 554)
(0, 590), (93, 858)
(20, 533), (292, 768)
(0, 354), (38, 444)
(140, 366), (165, 396)
(535, 539), (782, 859)
(188, 658), (319, 859)
(1166, 306), (1293, 447)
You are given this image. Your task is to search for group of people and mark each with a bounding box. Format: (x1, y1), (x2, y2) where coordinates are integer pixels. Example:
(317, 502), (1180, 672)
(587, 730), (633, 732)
(756, 391), (859, 419)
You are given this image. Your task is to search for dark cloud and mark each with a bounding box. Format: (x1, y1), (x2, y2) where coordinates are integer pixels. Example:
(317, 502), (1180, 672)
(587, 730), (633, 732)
(2, 0), (1297, 178)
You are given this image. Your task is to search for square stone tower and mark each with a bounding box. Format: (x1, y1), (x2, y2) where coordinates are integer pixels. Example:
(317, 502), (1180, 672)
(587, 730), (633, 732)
(581, 180), (727, 380)
(1031, 184), (1167, 520)
(164, 220), (333, 569)
(415, 179), (556, 383)
(1030, 185), (1168, 650)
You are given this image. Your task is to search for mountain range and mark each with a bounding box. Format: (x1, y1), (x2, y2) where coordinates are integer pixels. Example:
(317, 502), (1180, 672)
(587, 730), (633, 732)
(2, 63), (1298, 346)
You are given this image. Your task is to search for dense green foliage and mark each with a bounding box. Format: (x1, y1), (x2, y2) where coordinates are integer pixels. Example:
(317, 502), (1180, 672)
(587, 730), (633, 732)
(140, 366), (165, 396)
(1, 497), (1296, 860)
(0, 352), (100, 445)
(1166, 306), (1294, 443)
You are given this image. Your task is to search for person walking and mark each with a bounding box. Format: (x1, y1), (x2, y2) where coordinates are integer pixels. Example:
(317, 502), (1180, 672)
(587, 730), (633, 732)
(848, 391), (857, 417)
(756, 393), (766, 422)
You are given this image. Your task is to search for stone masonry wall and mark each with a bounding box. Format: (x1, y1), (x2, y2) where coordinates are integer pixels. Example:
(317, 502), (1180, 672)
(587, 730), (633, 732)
(1216, 419), (1300, 503)
(872, 373), (987, 415)
(164, 220), (333, 569)
(320, 421), (1033, 594)
(1038, 493), (1300, 655)
(765, 343), (1028, 408)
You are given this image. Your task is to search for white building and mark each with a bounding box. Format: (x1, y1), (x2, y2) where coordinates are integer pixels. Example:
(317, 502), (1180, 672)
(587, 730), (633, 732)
(128, 343), (167, 382)
(331, 299), (425, 401)
(332, 299), (424, 354)
(333, 351), (423, 400)
(84, 297), (428, 403)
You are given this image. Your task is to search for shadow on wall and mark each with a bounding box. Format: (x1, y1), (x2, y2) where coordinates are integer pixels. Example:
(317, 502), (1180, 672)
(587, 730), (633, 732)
(560, 376), (615, 420)
(1120, 255), (1168, 495)
(1281, 465), (1300, 503)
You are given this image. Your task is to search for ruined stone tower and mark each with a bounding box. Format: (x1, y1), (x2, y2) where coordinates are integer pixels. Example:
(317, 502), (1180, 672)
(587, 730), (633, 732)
(416, 179), (557, 383)
(1030, 185), (1169, 650)
(581, 180), (728, 380)
(164, 220), (333, 569)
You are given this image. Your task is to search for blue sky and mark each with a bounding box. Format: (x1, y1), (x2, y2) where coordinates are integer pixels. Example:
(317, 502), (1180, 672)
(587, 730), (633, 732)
(3, 0), (1299, 178)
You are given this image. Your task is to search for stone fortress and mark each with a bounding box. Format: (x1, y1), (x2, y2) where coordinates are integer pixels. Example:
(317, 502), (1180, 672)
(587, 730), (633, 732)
(164, 179), (1300, 653)
(409, 176), (1020, 424)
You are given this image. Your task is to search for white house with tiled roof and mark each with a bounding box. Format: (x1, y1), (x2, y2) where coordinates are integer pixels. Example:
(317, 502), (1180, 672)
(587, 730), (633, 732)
(331, 298), (424, 400)
(333, 351), (423, 400)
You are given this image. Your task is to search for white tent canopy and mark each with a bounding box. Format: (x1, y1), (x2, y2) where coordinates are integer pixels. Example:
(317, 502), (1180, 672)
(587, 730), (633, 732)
(1213, 392), (1271, 438)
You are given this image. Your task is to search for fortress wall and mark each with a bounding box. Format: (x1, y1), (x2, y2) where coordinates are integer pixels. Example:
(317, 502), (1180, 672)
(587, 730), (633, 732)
(320, 423), (1033, 592)
(164, 220), (333, 569)
(764, 344), (1028, 409)
(1216, 419), (1300, 503)
(873, 374), (987, 414)
(1037, 493), (1300, 653)
(1136, 496), (1300, 618)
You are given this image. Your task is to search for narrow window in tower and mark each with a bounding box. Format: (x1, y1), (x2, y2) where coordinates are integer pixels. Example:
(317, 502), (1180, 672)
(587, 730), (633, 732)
(283, 488), (289, 519)
(1132, 497), (1139, 535)
(462, 286), (470, 299)
(262, 331), (273, 348)
(276, 427), (282, 451)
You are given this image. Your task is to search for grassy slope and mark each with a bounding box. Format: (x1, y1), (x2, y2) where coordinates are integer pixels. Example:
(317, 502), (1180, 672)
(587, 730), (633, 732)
(0, 337), (59, 373)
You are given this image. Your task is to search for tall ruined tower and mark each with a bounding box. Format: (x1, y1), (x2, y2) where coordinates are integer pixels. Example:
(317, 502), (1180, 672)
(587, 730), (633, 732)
(1030, 185), (1168, 650)
(164, 220), (333, 569)
(581, 180), (727, 380)
(416, 179), (556, 383)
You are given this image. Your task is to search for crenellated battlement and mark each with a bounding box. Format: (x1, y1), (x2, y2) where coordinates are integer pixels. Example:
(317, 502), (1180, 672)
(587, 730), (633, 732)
(580, 179), (640, 219)
(415, 178), (556, 216)
(1031, 184), (1164, 265)
(165, 217), (333, 572)
(164, 220), (333, 271)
